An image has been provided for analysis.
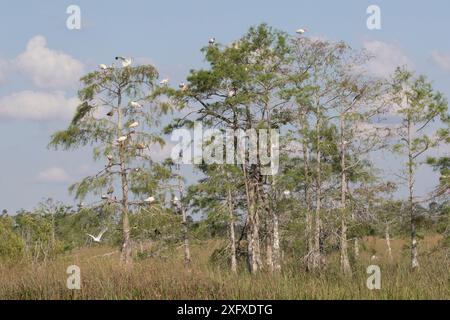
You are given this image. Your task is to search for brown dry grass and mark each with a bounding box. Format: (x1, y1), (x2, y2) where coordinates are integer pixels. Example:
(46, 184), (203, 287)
(0, 236), (448, 300)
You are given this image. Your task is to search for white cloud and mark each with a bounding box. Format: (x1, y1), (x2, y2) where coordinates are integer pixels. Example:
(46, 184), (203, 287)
(362, 40), (412, 78)
(36, 167), (71, 183)
(430, 50), (450, 72)
(0, 90), (78, 120)
(14, 35), (84, 88)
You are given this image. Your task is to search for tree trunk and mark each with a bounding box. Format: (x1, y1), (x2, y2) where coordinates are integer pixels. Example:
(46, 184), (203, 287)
(385, 224), (393, 262)
(272, 210), (281, 272)
(407, 118), (419, 270)
(312, 109), (322, 270)
(339, 116), (352, 275)
(300, 111), (313, 271)
(179, 177), (191, 269)
(265, 212), (274, 272)
(227, 187), (237, 273)
(117, 92), (132, 265)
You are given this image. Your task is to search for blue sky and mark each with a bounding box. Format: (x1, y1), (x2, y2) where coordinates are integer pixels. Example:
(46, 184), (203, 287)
(0, 0), (449, 212)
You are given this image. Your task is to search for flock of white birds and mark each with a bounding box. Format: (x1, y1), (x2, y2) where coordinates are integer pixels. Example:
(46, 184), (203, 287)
(88, 28), (307, 242)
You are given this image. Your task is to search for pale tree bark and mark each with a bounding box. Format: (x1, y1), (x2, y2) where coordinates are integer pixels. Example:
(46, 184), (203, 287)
(265, 209), (274, 272)
(116, 91), (132, 265)
(407, 118), (419, 270)
(272, 208), (281, 272)
(300, 111), (313, 271)
(178, 176), (191, 269)
(226, 187), (237, 273)
(312, 106), (323, 270)
(339, 116), (352, 275)
(243, 164), (259, 273)
(385, 223), (393, 262)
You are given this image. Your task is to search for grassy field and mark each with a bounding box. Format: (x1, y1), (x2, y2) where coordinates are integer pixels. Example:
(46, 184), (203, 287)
(0, 236), (448, 300)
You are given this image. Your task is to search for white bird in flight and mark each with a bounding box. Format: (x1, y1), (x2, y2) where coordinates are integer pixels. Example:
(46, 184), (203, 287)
(296, 28), (307, 35)
(86, 227), (108, 243)
(160, 79), (169, 85)
(115, 56), (132, 67)
(128, 121), (139, 128)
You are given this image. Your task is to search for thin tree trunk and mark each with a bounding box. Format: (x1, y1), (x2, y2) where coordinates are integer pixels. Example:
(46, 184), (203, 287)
(265, 210), (274, 272)
(117, 91), (132, 265)
(272, 209), (281, 272)
(227, 187), (237, 273)
(385, 224), (393, 262)
(339, 116), (352, 275)
(179, 176), (191, 269)
(300, 111), (313, 270)
(312, 106), (322, 270)
(242, 164), (257, 273)
(407, 118), (419, 270)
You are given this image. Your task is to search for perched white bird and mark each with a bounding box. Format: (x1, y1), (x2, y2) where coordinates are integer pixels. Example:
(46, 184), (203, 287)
(86, 227), (108, 243)
(209, 37), (216, 45)
(128, 121), (139, 128)
(99, 64), (108, 70)
(228, 89), (236, 97)
(160, 79), (169, 85)
(283, 190), (291, 197)
(129, 101), (142, 108)
(179, 83), (188, 91)
(115, 56), (132, 67)
(101, 194), (109, 200)
(117, 136), (128, 143)
(173, 196), (180, 202)
(144, 196), (156, 203)
(296, 28), (307, 35)
(106, 154), (113, 161)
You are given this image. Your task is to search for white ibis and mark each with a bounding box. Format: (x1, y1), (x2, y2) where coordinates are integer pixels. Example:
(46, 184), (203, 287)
(144, 196), (155, 204)
(117, 136), (128, 143)
(129, 101), (142, 108)
(209, 38), (216, 45)
(160, 79), (169, 85)
(296, 28), (307, 35)
(115, 56), (132, 67)
(86, 227), (108, 243)
(99, 64), (107, 70)
(128, 121), (139, 128)
(179, 83), (188, 91)
(283, 190), (291, 197)
(228, 89), (236, 97)
(101, 194), (109, 200)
